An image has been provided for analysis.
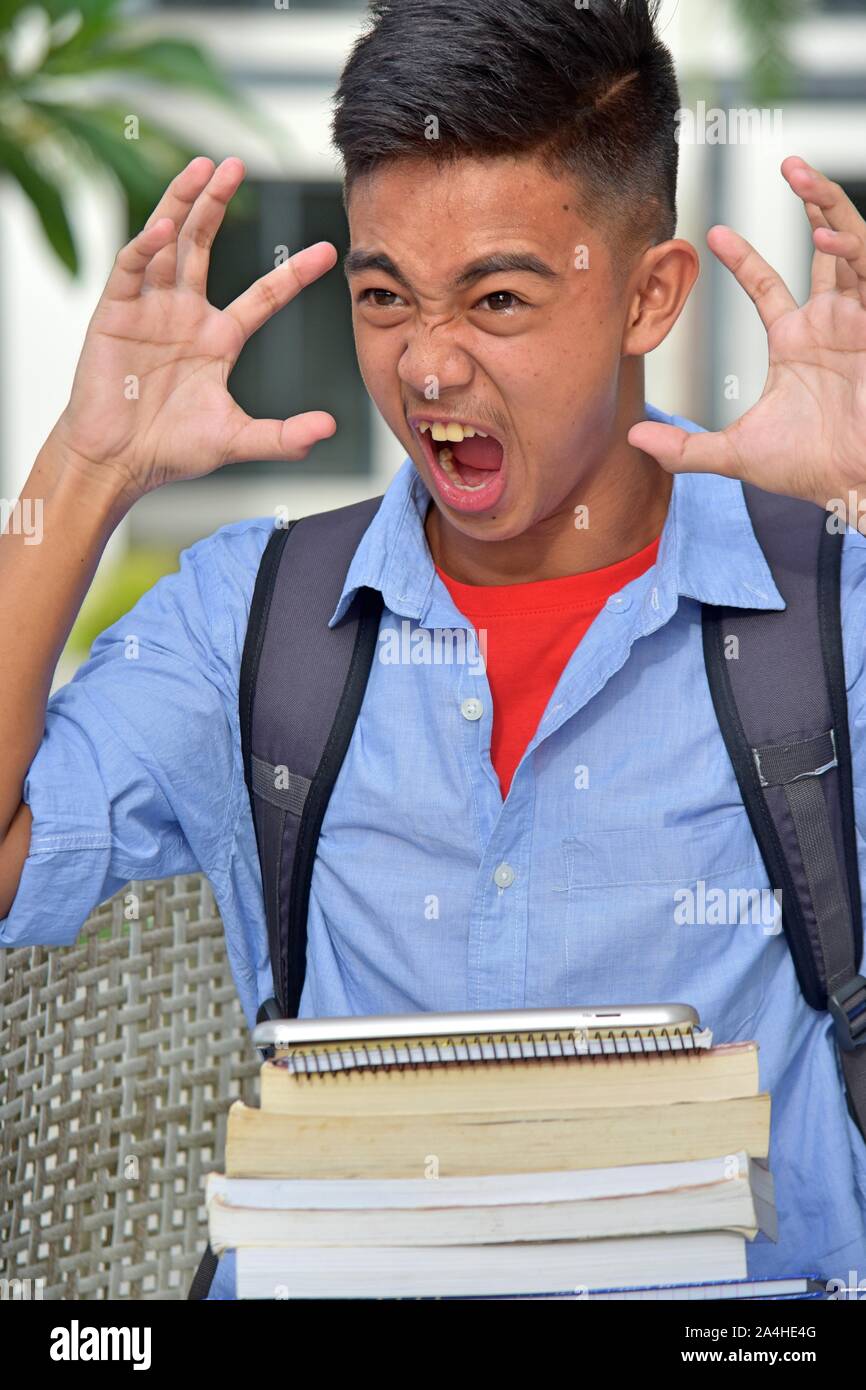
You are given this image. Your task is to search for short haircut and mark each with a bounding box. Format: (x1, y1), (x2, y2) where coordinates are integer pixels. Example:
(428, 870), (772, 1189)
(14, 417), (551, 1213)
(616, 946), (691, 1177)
(332, 0), (681, 253)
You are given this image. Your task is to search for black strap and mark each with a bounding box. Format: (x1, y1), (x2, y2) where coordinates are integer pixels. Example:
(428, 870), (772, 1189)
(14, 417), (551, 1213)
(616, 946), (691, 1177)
(239, 524), (294, 1014)
(702, 483), (866, 1138)
(283, 583), (383, 1016)
(240, 500), (384, 1016)
(187, 1242), (219, 1301)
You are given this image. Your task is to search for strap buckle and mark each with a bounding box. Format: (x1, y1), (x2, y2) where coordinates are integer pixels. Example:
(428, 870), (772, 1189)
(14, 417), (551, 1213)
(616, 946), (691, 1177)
(828, 974), (866, 1052)
(753, 728), (838, 789)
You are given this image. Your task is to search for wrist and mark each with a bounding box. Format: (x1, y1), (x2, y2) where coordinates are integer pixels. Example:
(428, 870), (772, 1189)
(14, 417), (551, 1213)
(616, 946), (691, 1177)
(35, 426), (143, 526)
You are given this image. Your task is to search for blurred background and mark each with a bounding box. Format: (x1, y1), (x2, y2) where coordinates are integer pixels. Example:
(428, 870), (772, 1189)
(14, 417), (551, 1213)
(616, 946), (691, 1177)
(0, 0), (864, 678)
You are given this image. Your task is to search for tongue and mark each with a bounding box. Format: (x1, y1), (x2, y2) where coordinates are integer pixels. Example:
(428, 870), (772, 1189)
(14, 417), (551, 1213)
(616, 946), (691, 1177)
(450, 434), (503, 487)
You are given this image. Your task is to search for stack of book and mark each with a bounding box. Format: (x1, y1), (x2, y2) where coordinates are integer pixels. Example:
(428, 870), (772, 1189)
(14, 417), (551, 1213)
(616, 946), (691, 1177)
(208, 1014), (782, 1299)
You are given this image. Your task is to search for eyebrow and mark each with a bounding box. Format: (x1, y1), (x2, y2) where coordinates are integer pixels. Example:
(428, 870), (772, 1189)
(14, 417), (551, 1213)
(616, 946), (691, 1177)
(455, 252), (559, 288)
(343, 249), (559, 291)
(343, 250), (410, 287)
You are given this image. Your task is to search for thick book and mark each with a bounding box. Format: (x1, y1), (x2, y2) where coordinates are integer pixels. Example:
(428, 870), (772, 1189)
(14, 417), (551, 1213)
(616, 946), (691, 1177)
(259, 1041), (760, 1116)
(225, 1091), (771, 1178)
(234, 1231), (749, 1298)
(207, 1152), (776, 1250)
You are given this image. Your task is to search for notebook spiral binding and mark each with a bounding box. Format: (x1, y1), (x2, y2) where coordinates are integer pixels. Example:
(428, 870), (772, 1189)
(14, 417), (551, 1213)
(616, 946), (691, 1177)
(274, 1025), (707, 1080)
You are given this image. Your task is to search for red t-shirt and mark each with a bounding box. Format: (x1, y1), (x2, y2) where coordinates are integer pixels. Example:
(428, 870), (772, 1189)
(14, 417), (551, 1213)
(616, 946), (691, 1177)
(435, 536), (661, 798)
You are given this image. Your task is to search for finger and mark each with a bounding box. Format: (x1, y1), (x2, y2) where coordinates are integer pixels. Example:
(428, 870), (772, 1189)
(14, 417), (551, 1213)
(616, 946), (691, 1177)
(141, 156), (215, 290)
(806, 202), (845, 295)
(813, 227), (866, 308)
(628, 421), (741, 478)
(175, 157), (246, 292)
(224, 242), (338, 342)
(223, 409), (337, 466)
(105, 218), (177, 302)
(706, 224), (798, 330)
(783, 157), (866, 284)
(805, 200), (860, 297)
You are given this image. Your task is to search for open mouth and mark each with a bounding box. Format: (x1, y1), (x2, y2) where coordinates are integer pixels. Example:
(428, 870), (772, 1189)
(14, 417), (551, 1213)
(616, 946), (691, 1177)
(411, 417), (507, 513)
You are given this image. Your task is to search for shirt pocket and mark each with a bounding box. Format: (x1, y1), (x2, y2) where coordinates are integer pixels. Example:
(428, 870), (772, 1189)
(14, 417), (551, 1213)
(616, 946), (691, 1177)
(559, 813), (776, 1040)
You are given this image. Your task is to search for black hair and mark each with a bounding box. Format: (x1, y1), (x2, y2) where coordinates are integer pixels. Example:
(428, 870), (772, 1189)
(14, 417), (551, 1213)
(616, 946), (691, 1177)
(332, 0), (680, 250)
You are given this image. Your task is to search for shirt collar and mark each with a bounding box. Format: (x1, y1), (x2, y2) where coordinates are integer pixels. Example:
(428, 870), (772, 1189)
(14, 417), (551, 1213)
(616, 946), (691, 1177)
(328, 402), (785, 628)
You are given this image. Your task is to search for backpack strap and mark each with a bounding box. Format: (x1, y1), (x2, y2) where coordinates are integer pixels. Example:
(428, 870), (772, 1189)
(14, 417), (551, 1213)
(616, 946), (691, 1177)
(239, 496), (384, 1021)
(702, 482), (866, 1137)
(190, 497), (383, 1301)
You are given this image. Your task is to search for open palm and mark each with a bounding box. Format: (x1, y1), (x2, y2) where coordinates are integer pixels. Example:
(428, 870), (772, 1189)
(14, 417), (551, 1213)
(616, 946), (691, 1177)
(630, 157), (866, 517)
(55, 156), (338, 499)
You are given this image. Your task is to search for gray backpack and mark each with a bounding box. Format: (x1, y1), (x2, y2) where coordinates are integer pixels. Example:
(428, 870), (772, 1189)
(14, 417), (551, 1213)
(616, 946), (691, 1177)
(188, 481), (866, 1297)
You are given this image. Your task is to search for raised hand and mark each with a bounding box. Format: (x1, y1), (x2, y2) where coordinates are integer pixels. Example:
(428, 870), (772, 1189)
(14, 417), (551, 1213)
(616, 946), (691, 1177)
(52, 156), (338, 501)
(629, 157), (866, 519)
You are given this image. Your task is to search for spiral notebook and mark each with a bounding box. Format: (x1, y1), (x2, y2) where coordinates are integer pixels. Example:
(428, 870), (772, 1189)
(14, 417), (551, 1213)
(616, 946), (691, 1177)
(229, 1004), (770, 1179)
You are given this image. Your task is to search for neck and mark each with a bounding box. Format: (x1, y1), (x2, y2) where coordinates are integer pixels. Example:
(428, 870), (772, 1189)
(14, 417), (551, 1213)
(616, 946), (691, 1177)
(424, 410), (674, 587)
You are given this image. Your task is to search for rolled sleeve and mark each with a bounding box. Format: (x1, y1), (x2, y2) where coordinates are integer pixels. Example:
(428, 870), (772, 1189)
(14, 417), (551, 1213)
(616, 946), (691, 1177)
(4, 709), (115, 945)
(0, 520), (268, 948)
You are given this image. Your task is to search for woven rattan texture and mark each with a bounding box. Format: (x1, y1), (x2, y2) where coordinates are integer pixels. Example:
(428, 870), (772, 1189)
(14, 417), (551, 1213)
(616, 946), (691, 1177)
(0, 876), (259, 1299)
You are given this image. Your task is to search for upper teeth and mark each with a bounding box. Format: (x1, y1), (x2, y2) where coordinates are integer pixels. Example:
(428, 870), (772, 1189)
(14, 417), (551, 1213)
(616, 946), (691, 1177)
(418, 421), (488, 441)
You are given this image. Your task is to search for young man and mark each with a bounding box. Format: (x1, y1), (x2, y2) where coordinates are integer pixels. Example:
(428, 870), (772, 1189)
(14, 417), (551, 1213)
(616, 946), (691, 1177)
(2, 0), (866, 1300)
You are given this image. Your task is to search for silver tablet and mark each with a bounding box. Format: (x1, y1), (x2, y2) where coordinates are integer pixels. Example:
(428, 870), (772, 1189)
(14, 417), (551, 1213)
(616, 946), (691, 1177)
(253, 1001), (700, 1049)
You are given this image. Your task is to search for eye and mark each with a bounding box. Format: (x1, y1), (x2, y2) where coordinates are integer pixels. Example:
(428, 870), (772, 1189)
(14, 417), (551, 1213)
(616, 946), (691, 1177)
(477, 290), (526, 313)
(357, 287), (407, 308)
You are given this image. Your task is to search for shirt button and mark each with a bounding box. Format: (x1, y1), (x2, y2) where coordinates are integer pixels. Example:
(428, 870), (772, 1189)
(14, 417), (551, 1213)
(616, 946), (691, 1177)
(461, 697), (483, 721)
(493, 862), (515, 888)
(606, 592), (632, 613)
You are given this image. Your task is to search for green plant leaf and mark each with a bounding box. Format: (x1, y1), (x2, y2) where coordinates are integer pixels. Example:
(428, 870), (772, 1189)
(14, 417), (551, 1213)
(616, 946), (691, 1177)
(28, 97), (197, 200)
(30, 93), (257, 212)
(41, 36), (240, 107)
(0, 127), (77, 270)
(730, 0), (814, 101)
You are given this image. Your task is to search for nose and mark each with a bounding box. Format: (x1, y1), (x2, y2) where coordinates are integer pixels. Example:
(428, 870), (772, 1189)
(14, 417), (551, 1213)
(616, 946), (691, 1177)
(397, 318), (474, 400)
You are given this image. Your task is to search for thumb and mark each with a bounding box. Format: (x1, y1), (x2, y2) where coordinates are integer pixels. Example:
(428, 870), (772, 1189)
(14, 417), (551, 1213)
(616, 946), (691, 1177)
(225, 409), (337, 465)
(628, 421), (739, 477)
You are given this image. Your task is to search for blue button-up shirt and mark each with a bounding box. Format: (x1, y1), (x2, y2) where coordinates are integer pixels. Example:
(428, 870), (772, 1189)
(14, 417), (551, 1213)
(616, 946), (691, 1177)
(4, 403), (866, 1300)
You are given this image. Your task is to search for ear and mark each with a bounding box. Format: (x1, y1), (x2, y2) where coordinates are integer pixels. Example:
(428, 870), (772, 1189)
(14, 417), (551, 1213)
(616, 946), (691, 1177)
(621, 240), (700, 357)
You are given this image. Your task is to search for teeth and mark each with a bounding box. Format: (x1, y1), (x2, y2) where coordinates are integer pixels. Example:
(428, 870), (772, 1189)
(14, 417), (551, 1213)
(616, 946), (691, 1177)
(417, 421), (487, 440)
(416, 420), (498, 494)
(436, 444), (489, 493)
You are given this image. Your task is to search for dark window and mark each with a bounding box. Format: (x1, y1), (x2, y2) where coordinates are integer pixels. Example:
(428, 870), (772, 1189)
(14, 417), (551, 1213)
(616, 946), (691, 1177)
(201, 179), (370, 478)
(842, 180), (866, 222)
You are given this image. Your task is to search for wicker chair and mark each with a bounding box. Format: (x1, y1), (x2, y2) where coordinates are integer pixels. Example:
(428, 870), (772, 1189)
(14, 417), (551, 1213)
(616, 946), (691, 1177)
(0, 875), (260, 1300)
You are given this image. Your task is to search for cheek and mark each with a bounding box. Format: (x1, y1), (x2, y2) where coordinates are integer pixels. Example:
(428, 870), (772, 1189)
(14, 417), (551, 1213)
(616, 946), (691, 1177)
(352, 321), (398, 402)
(505, 315), (620, 427)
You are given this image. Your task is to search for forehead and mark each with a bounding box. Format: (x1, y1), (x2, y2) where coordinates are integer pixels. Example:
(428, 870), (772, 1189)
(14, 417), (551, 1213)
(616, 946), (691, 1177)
(346, 155), (603, 286)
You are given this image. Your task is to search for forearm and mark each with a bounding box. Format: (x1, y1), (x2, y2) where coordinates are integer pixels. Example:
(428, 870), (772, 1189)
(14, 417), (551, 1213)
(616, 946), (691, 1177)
(0, 432), (133, 843)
